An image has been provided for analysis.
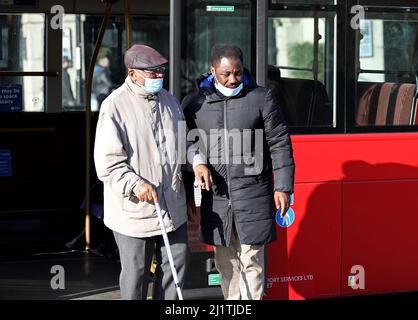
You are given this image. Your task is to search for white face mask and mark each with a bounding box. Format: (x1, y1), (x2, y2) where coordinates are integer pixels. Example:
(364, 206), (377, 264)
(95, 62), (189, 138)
(140, 77), (164, 94)
(214, 77), (243, 97)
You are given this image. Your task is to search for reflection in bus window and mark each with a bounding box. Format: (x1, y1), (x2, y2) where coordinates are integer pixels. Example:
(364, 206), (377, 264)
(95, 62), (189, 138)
(62, 14), (169, 111)
(270, 0), (335, 4)
(267, 13), (336, 128)
(356, 15), (418, 127)
(0, 14), (45, 112)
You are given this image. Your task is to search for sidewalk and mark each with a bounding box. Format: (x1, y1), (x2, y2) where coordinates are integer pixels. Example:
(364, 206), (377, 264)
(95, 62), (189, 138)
(0, 250), (121, 300)
(0, 249), (223, 300)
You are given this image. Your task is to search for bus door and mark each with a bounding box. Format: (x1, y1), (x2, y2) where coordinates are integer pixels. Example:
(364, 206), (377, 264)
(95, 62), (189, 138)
(264, 1), (341, 300)
(179, 0), (256, 296)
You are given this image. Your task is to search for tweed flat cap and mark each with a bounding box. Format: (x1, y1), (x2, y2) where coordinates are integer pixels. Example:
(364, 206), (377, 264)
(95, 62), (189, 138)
(124, 44), (168, 70)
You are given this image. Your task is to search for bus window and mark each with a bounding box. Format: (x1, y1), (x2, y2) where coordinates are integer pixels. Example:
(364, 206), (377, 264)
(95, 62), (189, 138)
(271, 0), (335, 3)
(181, 0), (255, 99)
(267, 4), (337, 129)
(62, 14), (169, 112)
(0, 14), (45, 112)
(356, 12), (418, 127)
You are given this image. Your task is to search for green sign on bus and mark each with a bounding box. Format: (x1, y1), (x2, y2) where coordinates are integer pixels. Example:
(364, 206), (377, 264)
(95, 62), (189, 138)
(208, 273), (221, 286)
(206, 5), (235, 12)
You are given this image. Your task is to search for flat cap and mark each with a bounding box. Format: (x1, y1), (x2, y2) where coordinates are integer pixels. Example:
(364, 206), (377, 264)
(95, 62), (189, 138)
(124, 44), (168, 70)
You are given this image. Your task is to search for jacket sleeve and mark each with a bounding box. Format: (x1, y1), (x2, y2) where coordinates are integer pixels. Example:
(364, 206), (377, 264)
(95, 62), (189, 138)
(181, 93), (207, 200)
(94, 104), (144, 197)
(181, 93), (207, 170)
(262, 89), (295, 193)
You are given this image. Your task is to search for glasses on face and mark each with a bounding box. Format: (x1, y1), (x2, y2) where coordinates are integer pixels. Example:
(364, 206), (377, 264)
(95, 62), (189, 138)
(138, 66), (167, 78)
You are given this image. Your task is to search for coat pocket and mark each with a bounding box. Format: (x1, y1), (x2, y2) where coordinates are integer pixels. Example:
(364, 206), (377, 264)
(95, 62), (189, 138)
(122, 195), (155, 219)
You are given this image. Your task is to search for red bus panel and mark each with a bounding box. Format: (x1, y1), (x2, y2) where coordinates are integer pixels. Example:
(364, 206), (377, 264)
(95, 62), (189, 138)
(265, 182), (342, 300)
(265, 133), (418, 299)
(342, 180), (418, 296)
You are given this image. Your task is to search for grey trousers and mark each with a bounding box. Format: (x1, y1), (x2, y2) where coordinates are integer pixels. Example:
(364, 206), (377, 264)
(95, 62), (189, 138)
(113, 223), (188, 300)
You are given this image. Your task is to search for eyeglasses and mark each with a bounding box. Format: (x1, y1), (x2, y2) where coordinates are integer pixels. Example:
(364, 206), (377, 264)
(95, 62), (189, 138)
(140, 66), (167, 75)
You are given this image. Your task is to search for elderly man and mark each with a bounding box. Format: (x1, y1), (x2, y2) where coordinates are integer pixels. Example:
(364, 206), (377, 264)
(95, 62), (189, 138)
(183, 44), (295, 300)
(94, 44), (192, 300)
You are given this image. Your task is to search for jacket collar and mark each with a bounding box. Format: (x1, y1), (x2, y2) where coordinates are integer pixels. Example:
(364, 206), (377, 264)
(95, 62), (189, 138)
(196, 68), (256, 102)
(124, 76), (158, 100)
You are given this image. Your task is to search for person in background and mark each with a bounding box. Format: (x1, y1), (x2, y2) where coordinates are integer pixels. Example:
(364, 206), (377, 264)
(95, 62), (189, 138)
(93, 47), (114, 108)
(65, 181), (118, 258)
(62, 57), (76, 108)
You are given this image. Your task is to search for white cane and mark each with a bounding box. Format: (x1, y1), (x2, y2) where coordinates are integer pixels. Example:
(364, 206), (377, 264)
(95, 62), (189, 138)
(154, 202), (184, 300)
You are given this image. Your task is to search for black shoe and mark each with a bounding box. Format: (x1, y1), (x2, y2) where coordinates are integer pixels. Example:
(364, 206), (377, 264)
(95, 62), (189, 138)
(65, 230), (86, 251)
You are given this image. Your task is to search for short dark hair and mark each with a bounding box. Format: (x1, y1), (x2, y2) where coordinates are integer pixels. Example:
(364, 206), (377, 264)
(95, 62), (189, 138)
(211, 44), (243, 66)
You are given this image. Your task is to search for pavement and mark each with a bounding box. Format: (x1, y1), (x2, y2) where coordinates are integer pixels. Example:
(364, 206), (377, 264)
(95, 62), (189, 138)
(0, 250), (122, 300)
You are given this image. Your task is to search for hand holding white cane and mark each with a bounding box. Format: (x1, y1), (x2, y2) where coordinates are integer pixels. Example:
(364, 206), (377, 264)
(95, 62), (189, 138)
(154, 199), (184, 300)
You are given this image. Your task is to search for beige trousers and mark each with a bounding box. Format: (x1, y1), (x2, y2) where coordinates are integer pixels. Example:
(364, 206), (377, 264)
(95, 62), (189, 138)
(214, 226), (265, 300)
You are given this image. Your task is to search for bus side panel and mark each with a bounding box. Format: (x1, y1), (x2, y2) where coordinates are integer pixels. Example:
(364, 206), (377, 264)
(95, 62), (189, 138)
(292, 133), (418, 183)
(342, 180), (418, 296)
(265, 182), (342, 300)
(267, 133), (418, 300)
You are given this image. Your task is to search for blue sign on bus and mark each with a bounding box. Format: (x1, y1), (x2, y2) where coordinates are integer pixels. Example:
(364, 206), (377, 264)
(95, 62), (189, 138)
(276, 207), (295, 228)
(0, 150), (11, 177)
(0, 85), (22, 112)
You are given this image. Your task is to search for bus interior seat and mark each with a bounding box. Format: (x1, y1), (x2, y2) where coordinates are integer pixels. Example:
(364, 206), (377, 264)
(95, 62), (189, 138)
(356, 81), (418, 126)
(267, 71), (333, 127)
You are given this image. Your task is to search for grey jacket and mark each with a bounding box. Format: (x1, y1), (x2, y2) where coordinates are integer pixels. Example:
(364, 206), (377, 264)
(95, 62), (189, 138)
(94, 76), (188, 238)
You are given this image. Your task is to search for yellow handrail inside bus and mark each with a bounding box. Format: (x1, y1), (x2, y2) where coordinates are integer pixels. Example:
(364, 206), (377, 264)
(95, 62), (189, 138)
(84, 1), (116, 251)
(124, 0), (132, 49)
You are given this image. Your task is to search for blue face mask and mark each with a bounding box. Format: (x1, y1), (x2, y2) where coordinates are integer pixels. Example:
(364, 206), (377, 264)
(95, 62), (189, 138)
(214, 77), (243, 97)
(141, 77), (164, 94)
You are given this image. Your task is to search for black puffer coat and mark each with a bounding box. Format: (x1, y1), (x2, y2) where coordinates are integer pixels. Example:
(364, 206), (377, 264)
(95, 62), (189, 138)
(182, 71), (295, 246)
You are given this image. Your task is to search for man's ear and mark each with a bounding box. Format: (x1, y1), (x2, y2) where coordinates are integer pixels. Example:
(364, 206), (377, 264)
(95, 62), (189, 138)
(127, 68), (136, 81)
(210, 66), (216, 80)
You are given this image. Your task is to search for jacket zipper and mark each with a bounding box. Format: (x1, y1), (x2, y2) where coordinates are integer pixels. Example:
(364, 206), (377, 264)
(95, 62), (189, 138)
(223, 99), (233, 245)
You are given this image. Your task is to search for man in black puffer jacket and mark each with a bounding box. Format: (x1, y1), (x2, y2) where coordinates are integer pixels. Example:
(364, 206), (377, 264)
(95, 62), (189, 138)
(182, 44), (295, 300)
